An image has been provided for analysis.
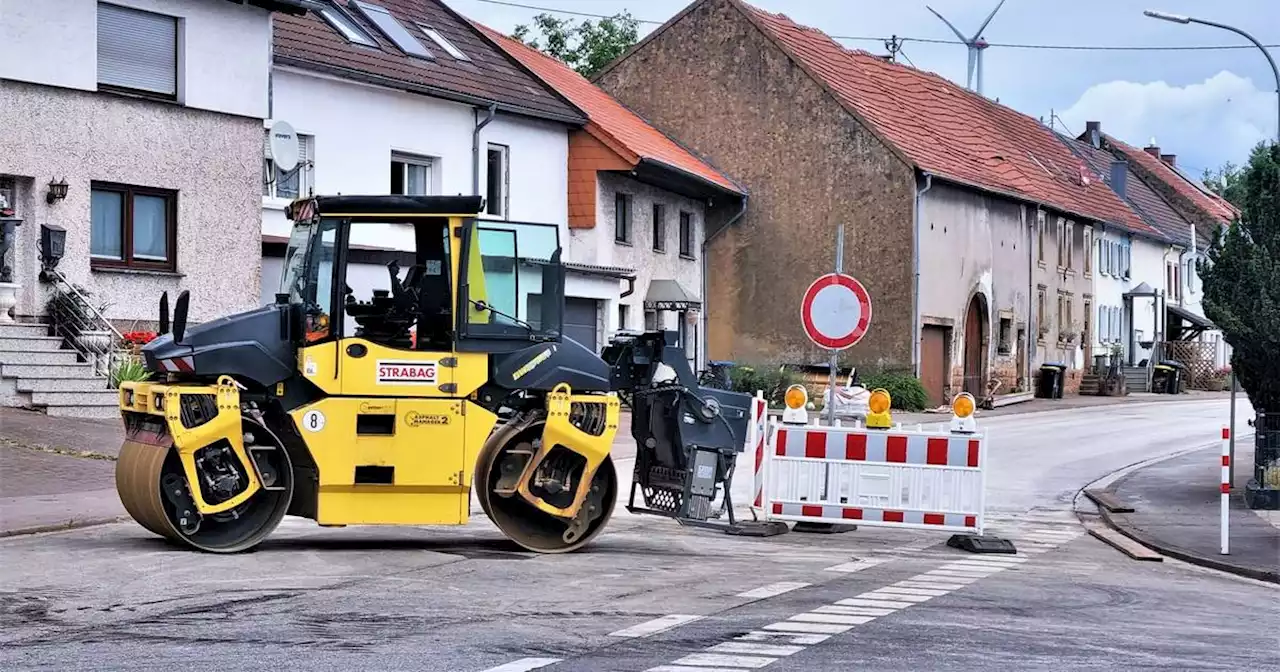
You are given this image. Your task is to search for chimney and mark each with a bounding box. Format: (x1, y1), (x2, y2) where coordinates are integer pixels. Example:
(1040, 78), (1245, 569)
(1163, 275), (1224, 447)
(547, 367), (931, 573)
(1085, 121), (1101, 148)
(1160, 154), (1176, 168)
(1144, 142), (1161, 159)
(1110, 160), (1129, 198)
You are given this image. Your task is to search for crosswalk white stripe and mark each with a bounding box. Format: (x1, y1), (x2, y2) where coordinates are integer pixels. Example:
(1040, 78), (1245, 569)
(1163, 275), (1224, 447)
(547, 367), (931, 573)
(480, 658), (561, 672)
(673, 653), (776, 669)
(609, 614), (703, 638)
(837, 597), (915, 609)
(895, 580), (967, 590)
(788, 613), (876, 625)
(737, 582), (810, 599)
(872, 586), (952, 597)
(860, 591), (933, 603)
(648, 666), (751, 672)
(824, 559), (887, 573)
(908, 573), (979, 584)
(762, 621), (854, 634)
(710, 642), (805, 656)
(814, 605), (897, 617)
(736, 631), (830, 645)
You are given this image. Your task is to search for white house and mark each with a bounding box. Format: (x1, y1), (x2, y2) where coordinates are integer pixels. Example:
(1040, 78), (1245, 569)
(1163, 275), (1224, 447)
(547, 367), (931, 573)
(260, 0), (651, 352)
(1, 0), (307, 324)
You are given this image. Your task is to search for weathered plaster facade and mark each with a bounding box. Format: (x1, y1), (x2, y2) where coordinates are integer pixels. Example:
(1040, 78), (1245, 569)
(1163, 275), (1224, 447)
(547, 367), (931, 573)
(595, 0), (916, 370)
(917, 182), (1031, 405)
(1, 81), (264, 324)
(1029, 207), (1095, 393)
(574, 172), (706, 365)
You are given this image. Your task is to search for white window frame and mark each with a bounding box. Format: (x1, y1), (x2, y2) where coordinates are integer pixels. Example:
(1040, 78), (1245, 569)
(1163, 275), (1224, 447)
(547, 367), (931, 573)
(484, 143), (509, 218)
(391, 152), (435, 196)
(417, 23), (469, 60)
(263, 130), (315, 203)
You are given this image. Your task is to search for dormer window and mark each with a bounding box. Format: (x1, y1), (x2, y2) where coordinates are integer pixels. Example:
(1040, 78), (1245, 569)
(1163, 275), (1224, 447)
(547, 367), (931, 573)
(418, 24), (469, 61)
(316, 1), (377, 47)
(350, 1), (433, 59)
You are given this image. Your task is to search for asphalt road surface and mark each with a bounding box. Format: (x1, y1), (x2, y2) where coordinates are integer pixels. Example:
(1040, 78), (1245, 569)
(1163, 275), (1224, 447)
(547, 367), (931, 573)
(3, 398), (1277, 671)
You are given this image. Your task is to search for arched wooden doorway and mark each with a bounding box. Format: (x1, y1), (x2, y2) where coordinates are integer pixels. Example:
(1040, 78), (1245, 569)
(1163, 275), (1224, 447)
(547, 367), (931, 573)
(963, 294), (989, 397)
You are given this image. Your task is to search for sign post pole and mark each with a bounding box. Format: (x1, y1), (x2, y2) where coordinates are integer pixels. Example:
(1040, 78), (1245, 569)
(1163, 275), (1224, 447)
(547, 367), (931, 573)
(827, 225), (844, 427)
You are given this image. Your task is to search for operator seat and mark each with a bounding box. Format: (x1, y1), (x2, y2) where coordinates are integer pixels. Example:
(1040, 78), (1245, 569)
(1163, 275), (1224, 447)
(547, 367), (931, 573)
(414, 259), (452, 351)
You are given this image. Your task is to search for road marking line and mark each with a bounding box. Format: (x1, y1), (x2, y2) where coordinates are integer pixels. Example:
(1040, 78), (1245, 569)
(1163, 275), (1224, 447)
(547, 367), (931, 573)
(673, 653), (776, 669)
(480, 658), (561, 672)
(938, 564), (1005, 573)
(1032, 528), (1081, 536)
(710, 642), (805, 657)
(648, 666), (754, 672)
(894, 580), (967, 590)
(944, 561), (1015, 571)
(908, 573), (979, 584)
(609, 614), (703, 638)
(824, 558), (886, 573)
(860, 591), (933, 603)
(814, 605), (897, 616)
(871, 586), (952, 597)
(737, 582), (810, 599)
(837, 597), (915, 609)
(762, 621), (854, 634)
(788, 613), (876, 625)
(736, 631), (830, 645)
(924, 569), (996, 579)
(961, 554), (1028, 563)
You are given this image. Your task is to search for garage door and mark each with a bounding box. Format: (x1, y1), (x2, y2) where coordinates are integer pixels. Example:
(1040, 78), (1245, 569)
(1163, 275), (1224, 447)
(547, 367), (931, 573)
(527, 295), (599, 352)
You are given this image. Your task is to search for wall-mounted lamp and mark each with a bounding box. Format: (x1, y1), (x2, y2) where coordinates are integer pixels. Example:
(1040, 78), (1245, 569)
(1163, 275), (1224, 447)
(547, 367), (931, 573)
(38, 223), (66, 282)
(45, 177), (68, 205)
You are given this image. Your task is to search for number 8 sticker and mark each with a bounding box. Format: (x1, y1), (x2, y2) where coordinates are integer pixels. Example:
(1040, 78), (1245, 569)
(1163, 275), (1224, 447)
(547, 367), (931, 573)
(302, 409), (326, 432)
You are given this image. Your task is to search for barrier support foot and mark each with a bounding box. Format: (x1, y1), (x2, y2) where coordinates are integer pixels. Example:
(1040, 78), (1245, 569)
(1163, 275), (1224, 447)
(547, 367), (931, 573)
(793, 522), (857, 534)
(947, 533), (1016, 554)
(724, 521), (790, 537)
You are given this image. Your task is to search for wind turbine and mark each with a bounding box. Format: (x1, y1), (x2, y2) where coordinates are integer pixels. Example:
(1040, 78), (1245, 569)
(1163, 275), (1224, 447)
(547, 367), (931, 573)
(927, 0), (1007, 96)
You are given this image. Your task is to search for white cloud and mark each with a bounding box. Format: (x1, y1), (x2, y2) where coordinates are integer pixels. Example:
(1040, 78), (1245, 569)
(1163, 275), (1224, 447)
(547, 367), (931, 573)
(1059, 71), (1275, 173)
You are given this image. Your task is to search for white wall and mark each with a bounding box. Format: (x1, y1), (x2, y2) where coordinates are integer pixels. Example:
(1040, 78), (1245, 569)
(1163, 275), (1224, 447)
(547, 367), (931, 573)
(263, 68), (569, 248)
(0, 0), (272, 119)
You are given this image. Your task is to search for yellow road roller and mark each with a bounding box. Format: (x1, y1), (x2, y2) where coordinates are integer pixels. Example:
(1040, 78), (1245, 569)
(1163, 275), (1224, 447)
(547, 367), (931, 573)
(115, 195), (757, 553)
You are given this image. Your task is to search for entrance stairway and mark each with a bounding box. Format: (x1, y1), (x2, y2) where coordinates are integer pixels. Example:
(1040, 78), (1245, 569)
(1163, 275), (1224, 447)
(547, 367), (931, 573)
(0, 322), (119, 419)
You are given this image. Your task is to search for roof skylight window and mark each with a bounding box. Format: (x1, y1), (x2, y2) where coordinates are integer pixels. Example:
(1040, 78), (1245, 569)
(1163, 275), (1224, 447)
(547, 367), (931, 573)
(349, 1), (433, 59)
(418, 24), (469, 61)
(316, 2), (377, 47)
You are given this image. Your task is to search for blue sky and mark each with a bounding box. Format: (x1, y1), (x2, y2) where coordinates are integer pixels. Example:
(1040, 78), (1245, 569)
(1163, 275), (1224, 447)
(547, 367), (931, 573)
(450, 0), (1279, 177)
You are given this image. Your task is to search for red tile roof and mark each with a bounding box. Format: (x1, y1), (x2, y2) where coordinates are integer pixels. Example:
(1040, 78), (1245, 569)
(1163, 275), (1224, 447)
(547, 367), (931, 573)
(1060, 136), (1184, 244)
(273, 0), (584, 123)
(1104, 135), (1238, 226)
(737, 1), (1146, 230)
(477, 23), (743, 194)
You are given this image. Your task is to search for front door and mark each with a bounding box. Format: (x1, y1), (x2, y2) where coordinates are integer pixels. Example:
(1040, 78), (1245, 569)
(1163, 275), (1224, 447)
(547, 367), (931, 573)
(921, 325), (947, 407)
(963, 296), (987, 396)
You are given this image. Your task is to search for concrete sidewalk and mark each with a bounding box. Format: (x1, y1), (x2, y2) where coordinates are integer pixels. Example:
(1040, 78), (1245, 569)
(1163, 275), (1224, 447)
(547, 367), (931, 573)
(1101, 439), (1280, 583)
(0, 408), (126, 535)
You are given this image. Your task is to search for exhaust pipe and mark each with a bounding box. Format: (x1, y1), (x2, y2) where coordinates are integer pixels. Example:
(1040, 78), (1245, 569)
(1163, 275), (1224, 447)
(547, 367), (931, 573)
(173, 291), (190, 344)
(158, 292), (170, 335)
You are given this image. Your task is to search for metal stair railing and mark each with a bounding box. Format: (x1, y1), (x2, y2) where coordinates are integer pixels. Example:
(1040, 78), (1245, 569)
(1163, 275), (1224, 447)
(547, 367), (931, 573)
(43, 269), (126, 379)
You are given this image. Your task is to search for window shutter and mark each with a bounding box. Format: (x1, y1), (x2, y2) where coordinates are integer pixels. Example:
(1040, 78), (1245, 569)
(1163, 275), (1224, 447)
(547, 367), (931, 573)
(98, 3), (178, 96)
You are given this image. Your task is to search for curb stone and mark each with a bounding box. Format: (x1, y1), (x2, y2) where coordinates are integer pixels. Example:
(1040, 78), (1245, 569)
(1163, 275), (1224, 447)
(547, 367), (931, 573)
(1094, 488), (1280, 584)
(0, 516), (128, 539)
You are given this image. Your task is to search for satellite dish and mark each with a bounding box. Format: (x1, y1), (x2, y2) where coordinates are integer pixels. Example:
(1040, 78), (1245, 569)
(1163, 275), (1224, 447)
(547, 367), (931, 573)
(268, 120), (299, 173)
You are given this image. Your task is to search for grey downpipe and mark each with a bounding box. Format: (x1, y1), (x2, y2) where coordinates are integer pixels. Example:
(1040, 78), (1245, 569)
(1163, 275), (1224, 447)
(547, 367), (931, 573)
(701, 195), (748, 371)
(472, 102), (498, 196)
(912, 173), (933, 377)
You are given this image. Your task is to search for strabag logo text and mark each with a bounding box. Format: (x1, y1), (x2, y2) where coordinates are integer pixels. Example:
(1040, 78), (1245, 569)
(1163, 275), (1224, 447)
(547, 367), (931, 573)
(376, 360), (438, 385)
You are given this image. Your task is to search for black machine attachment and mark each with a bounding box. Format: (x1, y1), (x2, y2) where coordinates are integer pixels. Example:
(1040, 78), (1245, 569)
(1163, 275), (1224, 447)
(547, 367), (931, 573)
(601, 331), (754, 529)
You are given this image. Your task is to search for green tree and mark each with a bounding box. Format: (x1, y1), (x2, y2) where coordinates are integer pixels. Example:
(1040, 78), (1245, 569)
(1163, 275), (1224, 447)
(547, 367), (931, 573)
(1199, 141), (1280, 411)
(1202, 161), (1247, 207)
(512, 11), (639, 78)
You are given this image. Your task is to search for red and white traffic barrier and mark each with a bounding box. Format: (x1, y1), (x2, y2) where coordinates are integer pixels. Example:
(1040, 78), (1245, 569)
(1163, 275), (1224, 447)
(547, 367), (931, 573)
(1221, 426), (1230, 555)
(746, 392), (769, 511)
(759, 419), (987, 535)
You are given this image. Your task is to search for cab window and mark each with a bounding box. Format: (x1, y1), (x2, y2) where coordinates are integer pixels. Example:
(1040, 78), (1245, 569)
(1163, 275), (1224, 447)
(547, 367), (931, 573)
(340, 219), (452, 351)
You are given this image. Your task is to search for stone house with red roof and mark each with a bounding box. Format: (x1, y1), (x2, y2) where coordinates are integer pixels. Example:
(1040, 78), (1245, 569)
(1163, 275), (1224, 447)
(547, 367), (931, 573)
(258, 0), (744, 365)
(595, 0), (1147, 405)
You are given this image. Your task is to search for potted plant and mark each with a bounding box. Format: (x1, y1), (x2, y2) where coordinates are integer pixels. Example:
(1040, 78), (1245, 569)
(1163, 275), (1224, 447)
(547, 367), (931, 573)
(122, 330), (159, 357)
(46, 285), (113, 356)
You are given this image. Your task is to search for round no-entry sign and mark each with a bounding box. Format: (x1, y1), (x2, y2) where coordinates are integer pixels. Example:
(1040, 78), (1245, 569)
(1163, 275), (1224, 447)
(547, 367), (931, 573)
(801, 273), (872, 351)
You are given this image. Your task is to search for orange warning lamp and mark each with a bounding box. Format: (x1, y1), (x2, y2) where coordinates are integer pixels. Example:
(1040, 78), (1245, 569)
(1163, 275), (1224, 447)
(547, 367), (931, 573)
(782, 384), (809, 425)
(950, 392), (977, 434)
(866, 388), (893, 429)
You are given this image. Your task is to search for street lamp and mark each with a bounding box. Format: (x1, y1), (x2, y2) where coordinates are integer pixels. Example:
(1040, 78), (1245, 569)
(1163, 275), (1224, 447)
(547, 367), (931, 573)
(1144, 9), (1280, 144)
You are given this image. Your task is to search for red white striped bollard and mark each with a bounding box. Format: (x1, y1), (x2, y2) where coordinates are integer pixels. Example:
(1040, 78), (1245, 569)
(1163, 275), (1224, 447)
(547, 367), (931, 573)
(1221, 426), (1231, 555)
